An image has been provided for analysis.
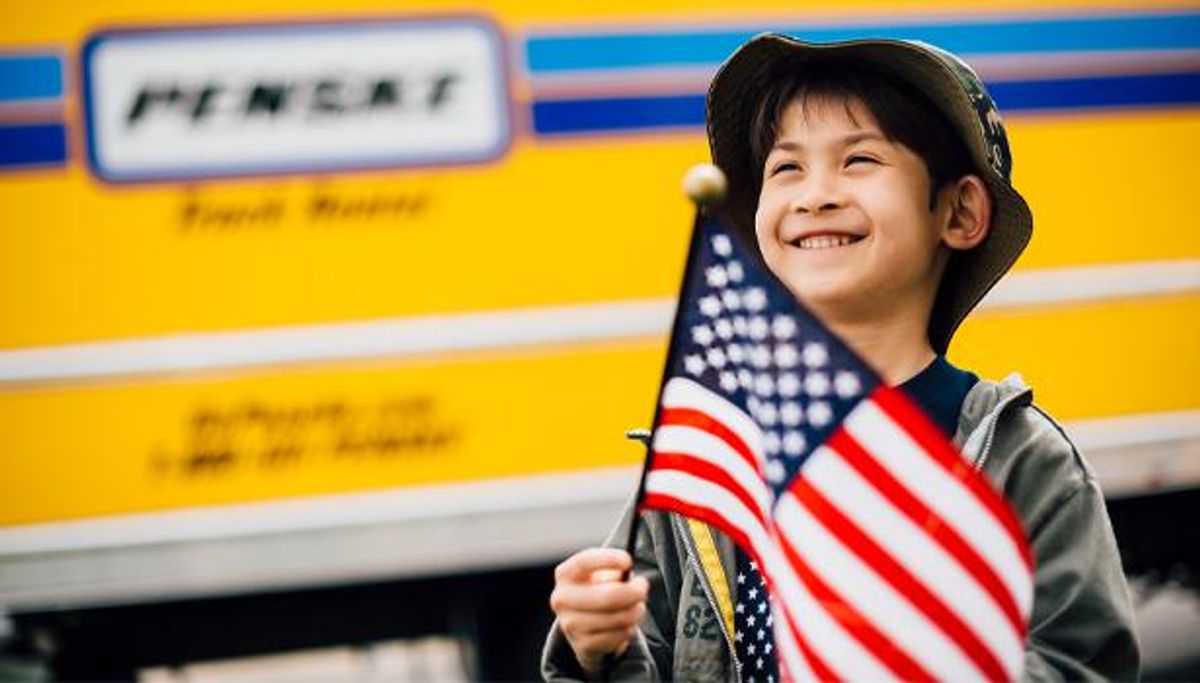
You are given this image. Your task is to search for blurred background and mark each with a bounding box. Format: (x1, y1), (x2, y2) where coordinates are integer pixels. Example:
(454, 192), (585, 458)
(1, 0), (1198, 680)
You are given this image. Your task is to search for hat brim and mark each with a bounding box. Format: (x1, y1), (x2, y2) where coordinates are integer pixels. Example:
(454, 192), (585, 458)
(706, 34), (1033, 354)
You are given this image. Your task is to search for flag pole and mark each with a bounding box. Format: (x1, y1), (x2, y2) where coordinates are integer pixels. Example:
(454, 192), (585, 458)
(620, 164), (728, 581)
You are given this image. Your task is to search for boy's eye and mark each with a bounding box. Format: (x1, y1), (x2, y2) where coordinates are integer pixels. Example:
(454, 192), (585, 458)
(845, 154), (878, 166)
(770, 161), (800, 176)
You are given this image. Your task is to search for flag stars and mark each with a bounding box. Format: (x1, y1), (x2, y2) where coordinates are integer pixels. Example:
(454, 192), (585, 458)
(751, 345), (771, 369)
(802, 342), (829, 368)
(749, 316), (769, 341)
(706, 265), (729, 288)
(771, 315), (797, 339)
(807, 401), (833, 427)
(699, 295), (722, 318)
(726, 343), (746, 365)
(835, 370), (862, 398)
(715, 318), (734, 340)
(764, 431), (782, 456)
(733, 316), (748, 337)
(720, 371), (739, 393)
(765, 460), (785, 484)
(711, 234), (733, 256)
(707, 347), (727, 368)
(692, 324), (715, 347)
(783, 431), (807, 457)
(726, 260), (744, 282)
(738, 369), (754, 390)
(774, 344), (799, 369)
(780, 402), (803, 427)
(754, 374), (774, 398)
(684, 354), (706, 377)
(804, 371), (830, 397)
(743, 287), (767, 312)
(720, 290), (741, 312)
(778, 373), (801, 398)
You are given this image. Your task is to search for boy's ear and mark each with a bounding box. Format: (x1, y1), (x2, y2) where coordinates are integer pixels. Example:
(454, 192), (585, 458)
(941, 175), (992, 251)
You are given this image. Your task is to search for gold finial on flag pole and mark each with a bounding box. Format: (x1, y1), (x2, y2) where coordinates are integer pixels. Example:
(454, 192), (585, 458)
(682, 163), (727, 207)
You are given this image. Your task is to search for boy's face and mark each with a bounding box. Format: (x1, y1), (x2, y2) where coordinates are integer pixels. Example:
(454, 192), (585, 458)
(755, 95), (953, 327)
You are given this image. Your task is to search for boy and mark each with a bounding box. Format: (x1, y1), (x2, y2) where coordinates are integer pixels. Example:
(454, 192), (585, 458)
(543, 35), (1138, 681)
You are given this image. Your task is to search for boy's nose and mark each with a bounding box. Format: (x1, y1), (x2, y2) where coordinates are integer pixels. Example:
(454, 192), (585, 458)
(787, 172), (846, 215)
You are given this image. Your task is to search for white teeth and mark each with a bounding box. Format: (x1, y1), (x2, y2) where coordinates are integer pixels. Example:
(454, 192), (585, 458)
(796, 234), (857, 249)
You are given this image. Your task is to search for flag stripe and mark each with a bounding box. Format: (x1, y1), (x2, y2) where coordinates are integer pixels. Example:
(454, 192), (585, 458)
(769, 599), (820, 683)
(773, 495), (939, 682)
(650, 452), (768, 528)
(653, 422), (770, 517)
(644, 469), (886, 680)
(827, 428), (1025, 638)
(660, 407), (761, 475)
(847, 397), (1034, 613)
(663, 376), (763, 456)
(873, 386), (1034, 571)
(810, 438), (1025, 667)
(792, 470), (1011, 681)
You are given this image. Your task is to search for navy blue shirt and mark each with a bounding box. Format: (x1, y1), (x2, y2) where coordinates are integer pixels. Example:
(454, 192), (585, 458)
(897, 355), (979, 439)
(731, 356), (976, 681)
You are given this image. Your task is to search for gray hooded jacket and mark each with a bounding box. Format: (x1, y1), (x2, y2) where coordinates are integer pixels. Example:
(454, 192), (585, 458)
(542, 375), (1140, 681)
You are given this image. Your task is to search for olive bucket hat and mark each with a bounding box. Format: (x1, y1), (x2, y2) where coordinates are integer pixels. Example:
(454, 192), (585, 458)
(706, 34), (1033, 354)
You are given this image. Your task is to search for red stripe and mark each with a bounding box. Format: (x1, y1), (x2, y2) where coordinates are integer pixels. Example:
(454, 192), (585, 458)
(829, 428), (1025, 637)
(775, 505), (936, 683)
(791, 474), (1010, 681)
(660, 407), (761, 475)
(870, 386), (1034, 571)
(648, 452), (767, 526)
(638, 491), (833, 682)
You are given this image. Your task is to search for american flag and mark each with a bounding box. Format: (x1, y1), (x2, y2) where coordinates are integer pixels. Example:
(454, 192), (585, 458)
(636, 214), (1034, 681)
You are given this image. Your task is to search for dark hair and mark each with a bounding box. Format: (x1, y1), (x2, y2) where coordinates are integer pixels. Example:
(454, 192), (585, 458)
(749, 56), (974, 209)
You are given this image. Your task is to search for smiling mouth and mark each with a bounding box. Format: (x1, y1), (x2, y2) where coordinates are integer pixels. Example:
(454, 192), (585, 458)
(789, 234), (865, 250)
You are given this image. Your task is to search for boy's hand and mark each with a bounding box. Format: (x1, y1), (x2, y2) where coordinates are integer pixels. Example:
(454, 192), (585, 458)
(550, 548), (650, 677)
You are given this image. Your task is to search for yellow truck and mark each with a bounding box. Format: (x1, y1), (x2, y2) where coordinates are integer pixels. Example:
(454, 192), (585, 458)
(1, 0), (1198, 678)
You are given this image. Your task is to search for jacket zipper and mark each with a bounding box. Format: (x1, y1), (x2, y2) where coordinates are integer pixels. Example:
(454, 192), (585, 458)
(971, 387), (1031, 471)
(675, 514), (742, 682)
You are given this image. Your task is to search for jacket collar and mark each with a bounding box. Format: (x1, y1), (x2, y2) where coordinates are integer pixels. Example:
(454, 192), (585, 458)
(956, 372), (1034, 466)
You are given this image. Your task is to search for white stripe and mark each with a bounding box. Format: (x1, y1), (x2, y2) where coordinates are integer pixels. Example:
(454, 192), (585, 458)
(1, 259), (1196, 384)
(651, 424), (771, 519)
(847, 401), (1034, 616)
(775, 492), (988, 682)
(806, 448), (1024, 668)
(643, 469), (894, 681)
(0, 299), (674, 384)
(662, 376), (764, 459)
(0, 466), (642, 610)
(978, 258), (1200, 309)
(770, 600), (817, 683)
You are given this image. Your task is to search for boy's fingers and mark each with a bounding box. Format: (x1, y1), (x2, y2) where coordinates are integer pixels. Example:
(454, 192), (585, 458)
(560, 603), (646, 635)
(554, 548), (632, 583)
(551, 577), (646, 613)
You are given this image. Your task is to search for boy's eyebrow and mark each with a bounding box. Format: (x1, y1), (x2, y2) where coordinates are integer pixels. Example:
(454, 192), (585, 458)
(769, 131), (887, 153)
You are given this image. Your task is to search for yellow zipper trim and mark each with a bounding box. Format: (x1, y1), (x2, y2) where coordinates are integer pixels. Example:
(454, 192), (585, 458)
(687, 518), (735, 637)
